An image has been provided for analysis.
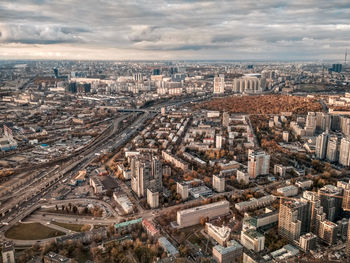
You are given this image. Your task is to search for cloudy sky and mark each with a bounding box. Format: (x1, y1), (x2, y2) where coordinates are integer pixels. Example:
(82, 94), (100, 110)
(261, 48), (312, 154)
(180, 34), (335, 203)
(0, 0), (349, 61)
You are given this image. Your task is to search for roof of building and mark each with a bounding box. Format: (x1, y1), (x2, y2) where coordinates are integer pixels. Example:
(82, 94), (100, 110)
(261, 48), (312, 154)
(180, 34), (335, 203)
(178, 200), (229, 216)
(158, 237), (179, 256)
(213, 240), (243, 255)
(115, 218), (142, 229)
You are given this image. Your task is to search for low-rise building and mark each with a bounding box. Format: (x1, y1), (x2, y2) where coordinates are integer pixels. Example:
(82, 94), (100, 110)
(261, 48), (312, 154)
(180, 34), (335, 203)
(177, 200), (230, 228)
(240, 229), (265, 252)
(206, 223), (231, 246)
(213, 240), (243, 263)
(277, 185), (298, 197)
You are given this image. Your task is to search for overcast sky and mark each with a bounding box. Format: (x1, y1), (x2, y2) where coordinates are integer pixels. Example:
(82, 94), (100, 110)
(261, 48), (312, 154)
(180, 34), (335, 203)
(0, 0), (349, 61)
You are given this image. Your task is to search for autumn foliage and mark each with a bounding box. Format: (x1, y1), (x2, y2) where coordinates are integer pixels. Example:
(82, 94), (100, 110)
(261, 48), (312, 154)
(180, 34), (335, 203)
(199, 95), (323, 114)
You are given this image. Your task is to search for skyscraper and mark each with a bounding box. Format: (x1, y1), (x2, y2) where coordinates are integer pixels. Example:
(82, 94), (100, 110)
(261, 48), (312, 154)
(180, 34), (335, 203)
(316, 132), (328, 159)
(326, 135), (339, 162)
(318, 185), (343, 222)
(339, 137), (350, 166)
(278, 199), (309, 242)
(131, 156), (151, 198)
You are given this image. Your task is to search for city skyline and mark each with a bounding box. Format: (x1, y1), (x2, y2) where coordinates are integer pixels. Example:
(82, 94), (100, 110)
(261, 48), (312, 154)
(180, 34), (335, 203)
(0, 0), (350, 61)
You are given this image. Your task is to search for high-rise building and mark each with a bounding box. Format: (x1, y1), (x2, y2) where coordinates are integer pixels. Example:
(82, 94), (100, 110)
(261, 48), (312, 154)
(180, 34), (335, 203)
(316, 132), (328, 159)
(331, 64), (343, 73)
(147, 188), (159, 209)
(346, 218), (350, 261)
(216, 135), (222, 149)
(339, 137), (350, 166)
(339, 180), (350, 212)
(318, 185), (343, 222)
(316, 112), (332, 131)
(213, 74), (225, 94)
(53, 68), (59, 78)
(278, 199), (309, 242)
(176, 182), (189, 200)
(222, 112), (230, 127)
(326, 135), (339, 162)
(233, 76), (262, 93)
(248, 151), (270, 178)
(302, 191), (326, 235)
(318, 220), (338, 245)
(150, 156), (163, 191)
(1, 242), (15, 263)
(131, 156), (151, 198)
(299, 233), (317, 252)
(213, 174), (225, 192)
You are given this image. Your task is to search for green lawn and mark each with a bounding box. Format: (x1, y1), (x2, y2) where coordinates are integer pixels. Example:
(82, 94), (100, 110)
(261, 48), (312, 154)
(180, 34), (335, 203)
(52, 222), (85, 232)
(5, 223), (64, 240)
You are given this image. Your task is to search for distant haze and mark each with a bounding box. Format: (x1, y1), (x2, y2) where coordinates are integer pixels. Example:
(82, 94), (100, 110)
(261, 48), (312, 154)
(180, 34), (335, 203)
(0, 0), (349, 61)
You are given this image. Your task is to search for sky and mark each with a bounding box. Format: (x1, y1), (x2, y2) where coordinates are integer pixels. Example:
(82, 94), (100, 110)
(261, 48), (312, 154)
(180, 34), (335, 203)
(0, 0), (350, 61)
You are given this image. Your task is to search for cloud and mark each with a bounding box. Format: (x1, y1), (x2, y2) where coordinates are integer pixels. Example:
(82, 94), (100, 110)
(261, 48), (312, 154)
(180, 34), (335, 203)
(0, 24), (87, 44)
(0, 0), (349, 60)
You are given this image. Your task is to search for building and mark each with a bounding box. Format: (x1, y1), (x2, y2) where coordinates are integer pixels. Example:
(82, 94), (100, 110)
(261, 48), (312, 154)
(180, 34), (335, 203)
(277, 185), (299, 197)
(316, 132), (328, 159)
(189, 185), (212, 198)
(346, 218), (350, 260)
(237, 170), (250, 184)
(278, 199), (309, 242)
(339, 137), (350, 166)
(206, 223), (231, 246)
(213, 174), (225, 192)
(213, 74), (225, 94)
(176, 200), (230, 228)
(142, 219), (159, 237)
(216, 135), (223, 149)
(274, 164), (287, 177)
(213, 240), (243, 263)
(147, 188), (159, 209)
(326, 135), (339, 162)
(176, 182), (189, 200)
(240, 229), (265, 252)
(318, 184), (343, 221)
(302, 191), (326, 235)
(131, 156), (151, 198)
(248, 151), (270, 178)
(244, 209), (278, 230)
(341, 181), (350, 212)
(158, 237), (179, 257)
(0, 125), (17, 151)
(113, 193), (133, 214)
(162, 151), (188, 171)
(299, 233), (317, 252)
(44, 252), (72, 263)
(282, 131), (289, 142)
(131, 155), (162, 198)
(233, 75), (262, 93)
(2, 242), (15, 263)
(89, 176), (103, 194)
(235, 195), (276, 212)
(222, 112), (230, 127)
(318, 220), (338, 245)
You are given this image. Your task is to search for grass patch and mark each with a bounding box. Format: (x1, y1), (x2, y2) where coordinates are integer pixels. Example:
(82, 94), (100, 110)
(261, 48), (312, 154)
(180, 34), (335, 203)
(52, 222), (84, 232)
(5, 223), (64, 240)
